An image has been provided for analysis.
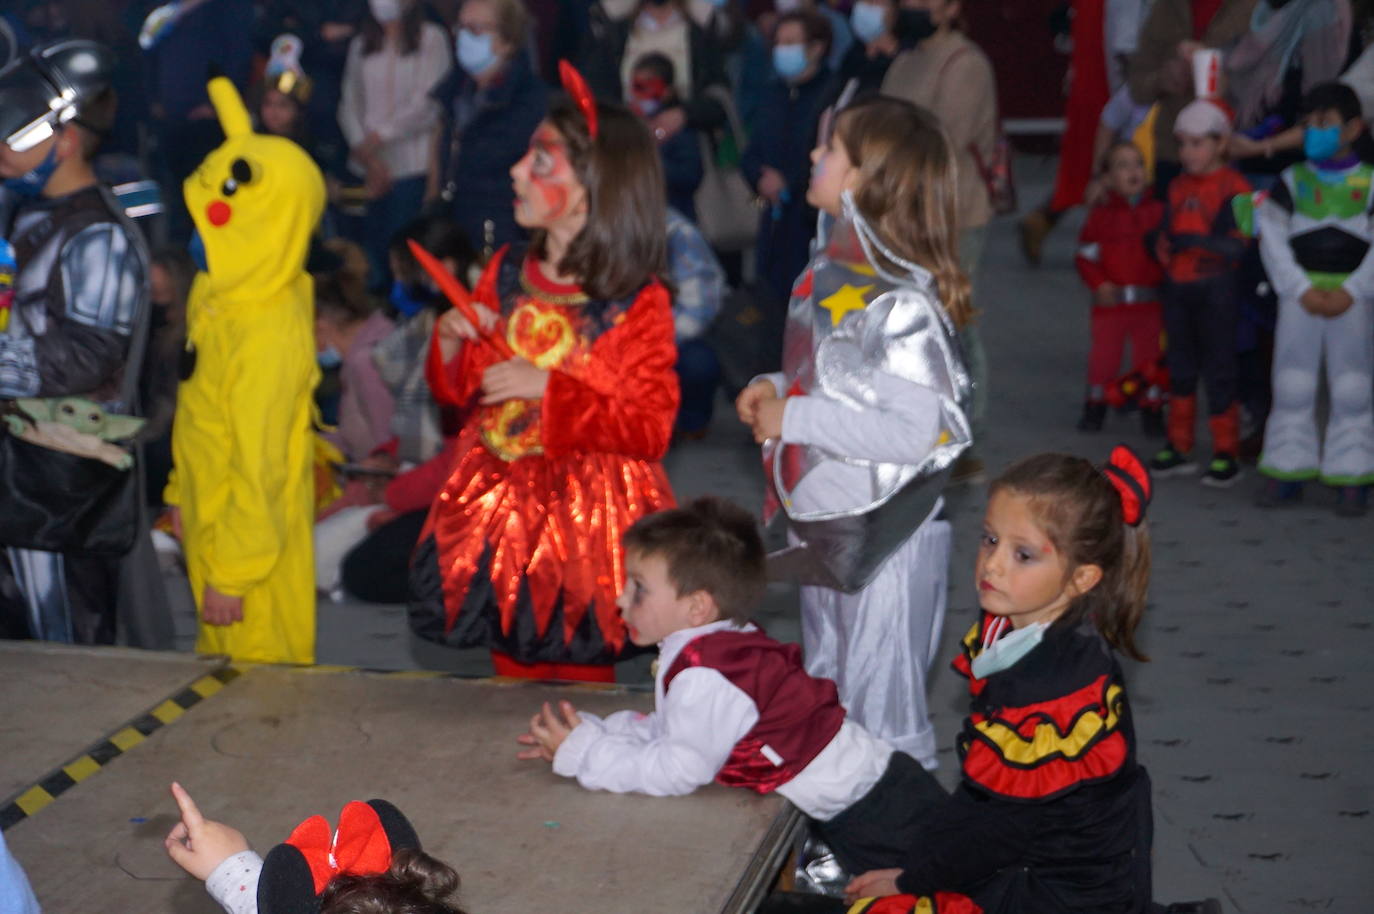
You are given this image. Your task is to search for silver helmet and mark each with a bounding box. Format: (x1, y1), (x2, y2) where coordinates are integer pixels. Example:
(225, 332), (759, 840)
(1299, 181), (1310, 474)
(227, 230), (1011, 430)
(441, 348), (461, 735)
(0, 39), (116, 153)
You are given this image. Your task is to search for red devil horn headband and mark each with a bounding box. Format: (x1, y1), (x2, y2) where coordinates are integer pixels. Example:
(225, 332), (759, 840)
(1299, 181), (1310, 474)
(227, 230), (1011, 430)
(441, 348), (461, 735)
(559, 60), (598, 141)
(1100, 444), (1152, 527)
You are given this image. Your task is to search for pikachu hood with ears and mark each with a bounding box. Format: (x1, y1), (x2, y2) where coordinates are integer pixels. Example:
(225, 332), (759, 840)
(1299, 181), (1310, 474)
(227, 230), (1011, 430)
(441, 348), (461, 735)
(166, 77), (325, 665)
(185, 75), (325, 299)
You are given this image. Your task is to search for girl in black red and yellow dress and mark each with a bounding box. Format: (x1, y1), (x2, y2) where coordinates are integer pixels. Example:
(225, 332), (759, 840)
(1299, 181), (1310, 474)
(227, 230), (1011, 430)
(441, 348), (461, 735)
(842, 447), (1163, 914)
(408, 66), (678, 682)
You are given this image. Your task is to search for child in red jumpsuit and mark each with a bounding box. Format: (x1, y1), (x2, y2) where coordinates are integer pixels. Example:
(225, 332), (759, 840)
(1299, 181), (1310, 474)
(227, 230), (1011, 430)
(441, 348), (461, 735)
(1075, 141), (1166, 435)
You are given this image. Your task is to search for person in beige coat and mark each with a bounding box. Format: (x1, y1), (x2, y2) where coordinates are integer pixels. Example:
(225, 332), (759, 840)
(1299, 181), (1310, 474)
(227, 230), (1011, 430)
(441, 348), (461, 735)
(881, 0), (996, 480)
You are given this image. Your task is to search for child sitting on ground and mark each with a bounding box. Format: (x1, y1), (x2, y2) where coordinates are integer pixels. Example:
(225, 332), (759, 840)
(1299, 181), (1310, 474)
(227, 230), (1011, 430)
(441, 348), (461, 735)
(516, 497), (941, 877)
(1150, 99), (1253, 486)
(1256, 82), (1374, 517)
(1075, 141), (1166, 435)
(163, 782), (467, 914)
(838, 448), (1216, 914)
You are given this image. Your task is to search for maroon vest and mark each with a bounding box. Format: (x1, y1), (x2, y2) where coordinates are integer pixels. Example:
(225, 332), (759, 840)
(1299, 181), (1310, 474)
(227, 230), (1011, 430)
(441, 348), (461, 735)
(664, 630), (846, 793)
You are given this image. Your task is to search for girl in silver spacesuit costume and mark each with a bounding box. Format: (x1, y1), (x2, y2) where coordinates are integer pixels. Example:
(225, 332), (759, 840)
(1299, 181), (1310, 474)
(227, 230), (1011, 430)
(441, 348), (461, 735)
(737, 97), (972, 767)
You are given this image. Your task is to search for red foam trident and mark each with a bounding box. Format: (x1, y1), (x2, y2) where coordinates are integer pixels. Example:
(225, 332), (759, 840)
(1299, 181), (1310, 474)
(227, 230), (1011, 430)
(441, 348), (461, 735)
(407, 239), (514, 360)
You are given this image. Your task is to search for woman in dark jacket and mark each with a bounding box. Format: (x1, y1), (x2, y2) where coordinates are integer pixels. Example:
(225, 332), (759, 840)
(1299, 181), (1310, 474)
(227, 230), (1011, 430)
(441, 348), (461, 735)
(429, 0), (548, 254)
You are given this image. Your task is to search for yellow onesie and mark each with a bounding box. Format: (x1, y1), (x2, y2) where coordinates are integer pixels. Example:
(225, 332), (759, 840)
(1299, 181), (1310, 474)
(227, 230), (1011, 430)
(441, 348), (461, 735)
(165, 77), (325, 664)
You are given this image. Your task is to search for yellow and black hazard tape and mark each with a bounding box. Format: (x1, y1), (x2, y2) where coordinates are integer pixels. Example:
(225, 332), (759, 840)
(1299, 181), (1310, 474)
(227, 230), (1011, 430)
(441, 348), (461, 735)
(0, 666), (242, 832)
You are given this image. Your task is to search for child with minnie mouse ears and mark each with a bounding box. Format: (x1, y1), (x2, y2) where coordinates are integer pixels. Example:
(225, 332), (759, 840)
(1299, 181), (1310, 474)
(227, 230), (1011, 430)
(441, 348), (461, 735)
(163, 782), (467, 914)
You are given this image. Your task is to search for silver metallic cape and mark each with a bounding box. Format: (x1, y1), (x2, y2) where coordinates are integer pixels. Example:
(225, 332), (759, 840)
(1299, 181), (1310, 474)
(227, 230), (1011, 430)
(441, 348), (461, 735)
(765, 193), (971, 592)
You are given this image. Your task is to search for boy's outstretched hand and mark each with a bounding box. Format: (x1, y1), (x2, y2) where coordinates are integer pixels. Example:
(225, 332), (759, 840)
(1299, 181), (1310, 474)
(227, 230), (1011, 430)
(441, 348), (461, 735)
(517, 700), (582, 762)
(845, 868), (903, 903)
(164, 781), (250, 880)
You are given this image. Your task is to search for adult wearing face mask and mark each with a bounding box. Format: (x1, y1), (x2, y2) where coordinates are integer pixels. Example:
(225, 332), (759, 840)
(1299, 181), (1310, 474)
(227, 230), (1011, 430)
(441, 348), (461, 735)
(824, 0), (899, 105)
(580, 0), (732, 142)
(881, 0), (997, 481)
(339, 0), (451, 288)
(741, 10), (834, 302)
(429, 0), (547, 255)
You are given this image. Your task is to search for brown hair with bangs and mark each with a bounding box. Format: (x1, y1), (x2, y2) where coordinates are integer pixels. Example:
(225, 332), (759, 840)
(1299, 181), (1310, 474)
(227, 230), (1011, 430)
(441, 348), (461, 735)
(834, 96), (972, 327)
(622, 497), (766, 625)
(531, 99), (667, 301)
(990, 453), (1152, 661)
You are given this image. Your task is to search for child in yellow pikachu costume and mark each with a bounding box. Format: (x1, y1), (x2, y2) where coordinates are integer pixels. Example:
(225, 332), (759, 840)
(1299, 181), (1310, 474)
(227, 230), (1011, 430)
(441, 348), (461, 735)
(165, 76), (325, 664)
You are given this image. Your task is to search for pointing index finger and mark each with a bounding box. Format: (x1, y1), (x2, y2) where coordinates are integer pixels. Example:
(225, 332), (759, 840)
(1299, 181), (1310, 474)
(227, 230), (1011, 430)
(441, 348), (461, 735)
(170, 781), (205, 830)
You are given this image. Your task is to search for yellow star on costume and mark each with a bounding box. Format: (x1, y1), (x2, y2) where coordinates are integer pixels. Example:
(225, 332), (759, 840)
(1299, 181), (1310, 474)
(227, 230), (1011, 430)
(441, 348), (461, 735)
(820, 283), (873, 326)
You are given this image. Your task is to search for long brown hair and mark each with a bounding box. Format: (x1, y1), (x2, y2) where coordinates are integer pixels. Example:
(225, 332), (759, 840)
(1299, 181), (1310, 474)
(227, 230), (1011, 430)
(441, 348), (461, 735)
(362, 0), (426, 55)
(834, 96), (972, 327)
(990, 453), (1152, 661)
(530, 99), (667, 301)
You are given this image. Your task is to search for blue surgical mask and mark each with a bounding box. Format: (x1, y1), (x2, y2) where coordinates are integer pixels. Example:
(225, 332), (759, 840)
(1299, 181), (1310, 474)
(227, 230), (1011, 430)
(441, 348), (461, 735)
(456, 29), (497, 77)
(389, 278), (435, 317)
(318, 346), (343, 369)
(1303, 124), (1342, 163)
(773, 43), (808, 80)
(850, 1), (888, 43)
(2, 143), (60, 199)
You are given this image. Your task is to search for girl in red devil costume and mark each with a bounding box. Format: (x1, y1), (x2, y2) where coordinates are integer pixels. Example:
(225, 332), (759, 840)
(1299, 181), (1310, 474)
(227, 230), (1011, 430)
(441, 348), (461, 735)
(408, 64), (678, 681)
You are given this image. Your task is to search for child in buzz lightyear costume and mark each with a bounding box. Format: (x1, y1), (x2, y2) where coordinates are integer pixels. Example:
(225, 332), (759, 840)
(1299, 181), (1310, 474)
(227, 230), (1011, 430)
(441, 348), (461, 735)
(1256, 82), (1374, 517)
(165, 75), (325, 663)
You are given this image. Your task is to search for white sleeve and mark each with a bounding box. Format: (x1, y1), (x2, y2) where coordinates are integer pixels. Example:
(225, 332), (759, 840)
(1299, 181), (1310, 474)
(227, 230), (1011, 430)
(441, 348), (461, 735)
(1341, 209), (1374, 300)
(597, 708), (657, 740)
(781, 374), (941, 466)
(374, 26), (449, 143)
(552, 668), (759, 797)
(337, 38), (367, 149)
(1257, 179), (1312, 302)
(206, 850), (262, 914)
(1340, 43), (1374, 122)
(750, 372), (787, 396)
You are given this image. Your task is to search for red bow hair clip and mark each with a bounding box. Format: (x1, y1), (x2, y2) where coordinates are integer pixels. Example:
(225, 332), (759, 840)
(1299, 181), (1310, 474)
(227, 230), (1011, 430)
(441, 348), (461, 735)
(559, 60), (598, 141)
(1101, 444), (1152, 526)
(259, 799), (421, 914)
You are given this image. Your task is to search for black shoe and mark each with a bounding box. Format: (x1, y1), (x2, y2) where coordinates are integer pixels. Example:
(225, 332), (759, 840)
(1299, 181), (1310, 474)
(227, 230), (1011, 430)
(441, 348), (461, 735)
(1150, 444), (1197, 477)
(1336, 484), (1370, 518)
(1254, 477), (1303, 508)
(1141, 407), (1165, 438)
(1201, 453), (1242, 488)
(1151, 900), (1222, 914)
(1077, 401), (1106, 432)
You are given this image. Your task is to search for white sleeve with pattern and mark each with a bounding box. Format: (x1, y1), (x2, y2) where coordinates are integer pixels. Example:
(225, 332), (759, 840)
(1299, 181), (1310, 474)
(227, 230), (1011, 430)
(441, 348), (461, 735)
(206, 850), (262, 914)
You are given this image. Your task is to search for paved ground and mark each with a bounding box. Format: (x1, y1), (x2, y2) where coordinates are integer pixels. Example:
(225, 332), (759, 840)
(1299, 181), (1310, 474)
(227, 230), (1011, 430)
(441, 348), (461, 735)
(157, 157), (1374, 911)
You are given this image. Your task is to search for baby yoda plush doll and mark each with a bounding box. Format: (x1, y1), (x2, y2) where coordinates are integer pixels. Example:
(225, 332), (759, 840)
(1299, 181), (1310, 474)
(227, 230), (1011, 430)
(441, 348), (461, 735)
(3, 398), (144, 469)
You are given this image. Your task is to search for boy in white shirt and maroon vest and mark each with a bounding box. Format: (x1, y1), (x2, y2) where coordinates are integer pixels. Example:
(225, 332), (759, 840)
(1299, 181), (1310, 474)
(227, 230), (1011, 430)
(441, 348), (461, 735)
(516, 496), (943, 876)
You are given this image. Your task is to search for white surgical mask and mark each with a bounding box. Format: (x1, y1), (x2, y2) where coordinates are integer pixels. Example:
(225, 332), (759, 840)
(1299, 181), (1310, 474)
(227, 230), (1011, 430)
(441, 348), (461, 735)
(369, 0), (403, 23)
(970, 620), (1049, 679)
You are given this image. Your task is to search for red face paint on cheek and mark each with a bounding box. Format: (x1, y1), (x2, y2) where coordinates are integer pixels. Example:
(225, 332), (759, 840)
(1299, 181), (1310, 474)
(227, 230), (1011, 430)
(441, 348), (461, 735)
(532, 178), (569, 219)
